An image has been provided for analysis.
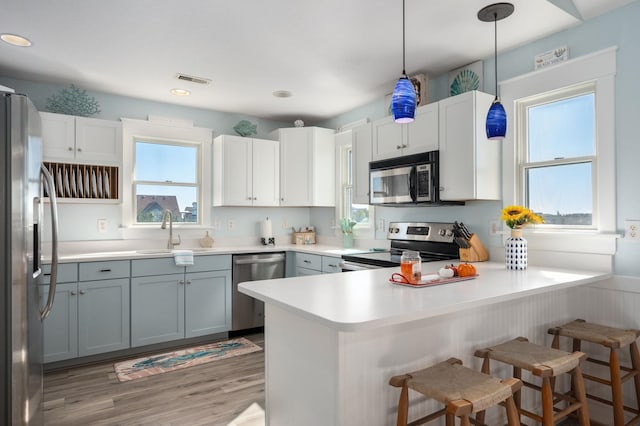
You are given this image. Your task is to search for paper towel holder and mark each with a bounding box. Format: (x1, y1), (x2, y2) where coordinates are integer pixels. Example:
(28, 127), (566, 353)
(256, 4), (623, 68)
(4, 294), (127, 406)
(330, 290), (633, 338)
(261, 237), (275, 246)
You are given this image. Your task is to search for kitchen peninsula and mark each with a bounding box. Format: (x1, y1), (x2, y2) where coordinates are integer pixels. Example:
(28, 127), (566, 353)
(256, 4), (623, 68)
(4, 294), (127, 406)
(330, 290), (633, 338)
(239, 261), (611, 425)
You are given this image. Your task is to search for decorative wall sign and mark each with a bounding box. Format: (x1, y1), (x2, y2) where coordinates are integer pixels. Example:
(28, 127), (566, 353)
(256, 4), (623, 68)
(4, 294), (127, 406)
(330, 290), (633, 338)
(534, 46), (568, 70)
(45, 84), (101, 117)
(448, 61), (483, 96)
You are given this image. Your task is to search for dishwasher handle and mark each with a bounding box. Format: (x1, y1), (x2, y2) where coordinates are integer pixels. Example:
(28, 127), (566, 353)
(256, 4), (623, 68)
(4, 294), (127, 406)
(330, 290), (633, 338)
(233, 257), (285, 265)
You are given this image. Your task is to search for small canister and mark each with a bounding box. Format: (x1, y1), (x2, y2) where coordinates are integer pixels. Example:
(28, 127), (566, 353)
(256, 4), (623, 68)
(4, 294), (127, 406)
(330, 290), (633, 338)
(400, 250), (422, 284)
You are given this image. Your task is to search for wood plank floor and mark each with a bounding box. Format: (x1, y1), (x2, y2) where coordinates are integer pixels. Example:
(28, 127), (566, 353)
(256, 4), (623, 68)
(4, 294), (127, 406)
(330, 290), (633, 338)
(43, 333), (265, 426)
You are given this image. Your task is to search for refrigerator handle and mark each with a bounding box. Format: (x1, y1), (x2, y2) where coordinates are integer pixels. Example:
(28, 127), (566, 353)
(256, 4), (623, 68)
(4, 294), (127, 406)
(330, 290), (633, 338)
(39, 165), (59, 321)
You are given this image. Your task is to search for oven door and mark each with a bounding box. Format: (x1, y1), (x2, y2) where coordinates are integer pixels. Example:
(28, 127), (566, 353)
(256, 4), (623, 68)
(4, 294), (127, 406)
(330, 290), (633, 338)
(369, 165), (414, 204)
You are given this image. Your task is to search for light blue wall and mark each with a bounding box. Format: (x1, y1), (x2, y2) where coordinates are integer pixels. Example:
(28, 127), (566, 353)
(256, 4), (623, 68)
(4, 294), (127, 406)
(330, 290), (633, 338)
(320, 1), (640, 277)
(0, 77), (290, 139)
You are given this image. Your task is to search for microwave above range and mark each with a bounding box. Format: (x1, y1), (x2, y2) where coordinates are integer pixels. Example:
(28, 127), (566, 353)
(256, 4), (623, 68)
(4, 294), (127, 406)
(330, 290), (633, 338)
(370, 151), (454, 206)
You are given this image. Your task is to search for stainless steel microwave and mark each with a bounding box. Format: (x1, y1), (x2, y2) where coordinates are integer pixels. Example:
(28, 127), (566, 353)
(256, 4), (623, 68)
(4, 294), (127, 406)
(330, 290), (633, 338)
(369, 151), (439, 205)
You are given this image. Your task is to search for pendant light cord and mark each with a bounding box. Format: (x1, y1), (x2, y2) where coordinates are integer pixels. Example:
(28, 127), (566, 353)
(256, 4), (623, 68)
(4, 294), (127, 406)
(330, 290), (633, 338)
(494, 12), (498, 98)
(402, 0), (406, 76)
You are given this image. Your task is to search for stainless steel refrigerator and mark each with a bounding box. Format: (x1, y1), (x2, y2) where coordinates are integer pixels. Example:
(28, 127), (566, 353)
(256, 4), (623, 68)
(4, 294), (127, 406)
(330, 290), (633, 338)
(1, 90), (59, 425)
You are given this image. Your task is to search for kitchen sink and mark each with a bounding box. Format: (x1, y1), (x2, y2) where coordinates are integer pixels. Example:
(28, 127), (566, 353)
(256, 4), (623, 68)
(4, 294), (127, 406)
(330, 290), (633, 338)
(135, 248), (214, 254)
(135, 249), (173, 254)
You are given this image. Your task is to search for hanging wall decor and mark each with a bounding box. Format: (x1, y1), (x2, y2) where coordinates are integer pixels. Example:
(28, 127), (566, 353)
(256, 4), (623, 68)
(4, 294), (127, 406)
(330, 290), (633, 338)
(233, 120), (257, 137)
(45, 84), (101, 117)
(448, 61), (483, 96)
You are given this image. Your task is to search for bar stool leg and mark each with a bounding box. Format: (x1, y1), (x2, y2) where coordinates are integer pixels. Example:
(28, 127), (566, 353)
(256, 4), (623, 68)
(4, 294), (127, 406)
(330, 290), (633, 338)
(445, 413), (455, 426)
(504, 394), (520, 426)
(396, 384), (409, 426)
(541, 376), (555, 426)
(572, 365), (590, 426)
(631, 341), (640, 413)
(513, 366), (523, 410)
(611, 348), (625, 426)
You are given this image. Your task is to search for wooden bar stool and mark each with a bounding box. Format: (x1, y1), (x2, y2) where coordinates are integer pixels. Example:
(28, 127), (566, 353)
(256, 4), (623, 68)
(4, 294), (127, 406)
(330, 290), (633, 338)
(388, 357), (521, 426)
(548, 319), (640, 426)
(474, 336), (590, 425)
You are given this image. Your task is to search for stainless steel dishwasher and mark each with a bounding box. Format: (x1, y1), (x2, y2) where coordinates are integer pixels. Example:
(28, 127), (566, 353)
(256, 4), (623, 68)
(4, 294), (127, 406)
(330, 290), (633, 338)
(232, 252), (285, 331)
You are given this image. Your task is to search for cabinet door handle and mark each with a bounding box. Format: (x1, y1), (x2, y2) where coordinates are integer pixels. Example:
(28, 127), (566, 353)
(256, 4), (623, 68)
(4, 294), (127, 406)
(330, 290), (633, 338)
(328, 264), (338, 268)
(67, 147), (73, 151)
(396, 145), (402, 150)
(77, 148), (82, 152)
(439, 186), (445, 191)
(99, 268), (112, 272)
(70, 291), (77, 296)
(247, 197), (252, 200)
(303, 260), (311, 264)
(179, 280), (185, 285)
(253, 197), (257, 200)
(186, 280), (191, 285)
(79, 290), (86, 295)
(280, 198), (284, 201)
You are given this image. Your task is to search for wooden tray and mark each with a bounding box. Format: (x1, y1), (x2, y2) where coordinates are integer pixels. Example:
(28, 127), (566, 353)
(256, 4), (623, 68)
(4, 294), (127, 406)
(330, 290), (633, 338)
(389, 274), (478, 288)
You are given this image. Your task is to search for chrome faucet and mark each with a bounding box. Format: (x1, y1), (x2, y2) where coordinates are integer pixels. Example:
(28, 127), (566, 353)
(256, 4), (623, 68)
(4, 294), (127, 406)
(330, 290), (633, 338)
(160, 209), (181, 249)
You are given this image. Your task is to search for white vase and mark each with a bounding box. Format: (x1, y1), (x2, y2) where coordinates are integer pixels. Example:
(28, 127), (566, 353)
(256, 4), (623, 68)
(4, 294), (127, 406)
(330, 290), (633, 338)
(505, 228), (527, 270)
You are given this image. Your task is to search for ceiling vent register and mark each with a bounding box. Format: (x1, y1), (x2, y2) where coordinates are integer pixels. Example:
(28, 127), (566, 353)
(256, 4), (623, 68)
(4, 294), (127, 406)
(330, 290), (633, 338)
(175, 73), (211, 85)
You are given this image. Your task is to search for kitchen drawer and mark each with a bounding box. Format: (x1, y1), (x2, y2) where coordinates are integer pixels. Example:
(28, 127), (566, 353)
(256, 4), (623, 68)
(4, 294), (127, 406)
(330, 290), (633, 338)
(131, 257), (184, 277)
(186, 255), (232, 273)
(322, 256), (342, 274)
(79, 260), (130, 281)
(43, 263), (78, 283)
(296, 267), (322, 277)
(296, 253), (321, 271)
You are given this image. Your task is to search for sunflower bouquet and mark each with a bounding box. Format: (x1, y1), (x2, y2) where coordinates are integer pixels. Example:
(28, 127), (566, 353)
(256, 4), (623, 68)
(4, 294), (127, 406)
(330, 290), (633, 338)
(501, 205), (544, 229)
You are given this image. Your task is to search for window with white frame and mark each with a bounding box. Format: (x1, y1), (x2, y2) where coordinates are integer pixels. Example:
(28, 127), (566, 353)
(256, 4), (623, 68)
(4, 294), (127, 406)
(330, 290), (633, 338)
(134, 139), (200, 224)
(516, 83), (596, 228)
(501, 47), (616, 244)
(335, 130), (371, 236)
(120, 118), (212, 229)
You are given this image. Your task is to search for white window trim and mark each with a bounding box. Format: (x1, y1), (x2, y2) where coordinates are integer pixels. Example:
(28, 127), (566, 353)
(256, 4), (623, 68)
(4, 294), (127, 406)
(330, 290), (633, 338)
(334, 129), (373, 239)
(500, 46), (618, 255)
(121, 118), (212, 230)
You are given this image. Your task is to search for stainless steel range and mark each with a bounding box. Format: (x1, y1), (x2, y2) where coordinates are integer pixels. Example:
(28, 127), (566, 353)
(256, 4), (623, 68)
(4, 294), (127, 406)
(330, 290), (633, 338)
(340, 222), (459, 271)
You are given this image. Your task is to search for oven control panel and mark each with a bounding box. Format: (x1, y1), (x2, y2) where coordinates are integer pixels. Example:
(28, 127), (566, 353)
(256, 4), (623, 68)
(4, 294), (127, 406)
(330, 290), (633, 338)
(387, 222), (455, 243)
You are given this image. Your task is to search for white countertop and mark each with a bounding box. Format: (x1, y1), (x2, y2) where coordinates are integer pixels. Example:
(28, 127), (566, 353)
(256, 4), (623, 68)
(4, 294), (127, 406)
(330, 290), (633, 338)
(239, 261), (611, 332)
(48, 243), (369, 263)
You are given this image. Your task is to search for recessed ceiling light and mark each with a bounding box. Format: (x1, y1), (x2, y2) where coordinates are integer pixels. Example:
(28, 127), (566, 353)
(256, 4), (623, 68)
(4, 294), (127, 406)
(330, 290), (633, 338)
(1, 33), (32, 47)
(272, 90), (292, 98)
(170, 88), (191, 96)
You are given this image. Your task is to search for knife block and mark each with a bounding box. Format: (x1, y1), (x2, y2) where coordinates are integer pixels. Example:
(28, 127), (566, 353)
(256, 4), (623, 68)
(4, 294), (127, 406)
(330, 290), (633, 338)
(459, 234), (489, 262)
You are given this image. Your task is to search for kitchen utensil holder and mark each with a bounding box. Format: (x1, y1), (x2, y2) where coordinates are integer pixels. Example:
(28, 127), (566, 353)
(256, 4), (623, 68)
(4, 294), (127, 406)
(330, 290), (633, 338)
(293, 232), (315, 245)
(459, 234), (489, 262)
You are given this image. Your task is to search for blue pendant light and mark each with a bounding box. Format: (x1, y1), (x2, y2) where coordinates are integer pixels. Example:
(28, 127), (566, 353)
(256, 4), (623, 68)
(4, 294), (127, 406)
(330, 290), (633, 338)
(478, 3), (514, 140)
(391, 0), (416, 123)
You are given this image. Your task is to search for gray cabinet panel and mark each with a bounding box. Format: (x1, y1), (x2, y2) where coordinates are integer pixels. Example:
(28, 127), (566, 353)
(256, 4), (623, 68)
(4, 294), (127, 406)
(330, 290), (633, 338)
(43, 262), (77, 283)
(186, 254), (232, 273)
(185, 270), (231, 338)
(131, 257), (184, 277)
(322, 256), (342, 274)
(79, 260), (129, 281)
(78, 278), (130, 357)
(295, 253), (322, 271)
(40, 283), (78, 363)
(131, 273), (185, 347)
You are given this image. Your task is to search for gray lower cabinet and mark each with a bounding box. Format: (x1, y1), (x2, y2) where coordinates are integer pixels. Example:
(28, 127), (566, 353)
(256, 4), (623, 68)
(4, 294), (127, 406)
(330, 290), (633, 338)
(131, 255), (232, 347)
(40, 261), (130, 362)
(295, 253), (342, 275)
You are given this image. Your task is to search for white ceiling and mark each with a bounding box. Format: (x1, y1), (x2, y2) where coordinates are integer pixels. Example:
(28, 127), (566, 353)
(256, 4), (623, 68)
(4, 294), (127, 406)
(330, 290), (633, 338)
(0, 0), (634, 123)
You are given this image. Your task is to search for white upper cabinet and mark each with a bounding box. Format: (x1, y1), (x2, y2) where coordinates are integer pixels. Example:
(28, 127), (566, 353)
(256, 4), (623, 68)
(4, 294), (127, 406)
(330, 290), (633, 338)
(213, 135), (279, 207)
(438, 90), (501, 201)
(270, 127), (335, 207)
(372, 103), (439, 161)
(41, 112), (122, 165)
